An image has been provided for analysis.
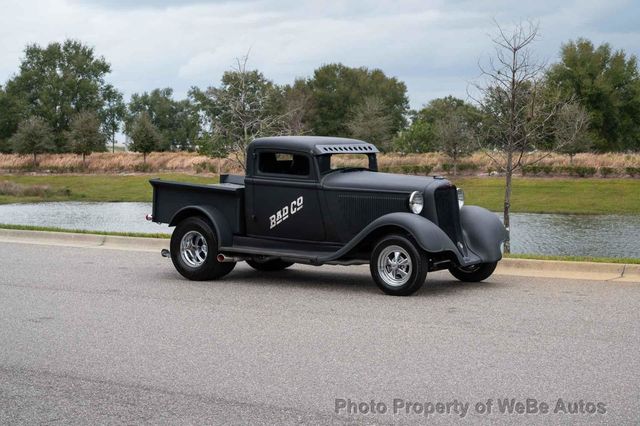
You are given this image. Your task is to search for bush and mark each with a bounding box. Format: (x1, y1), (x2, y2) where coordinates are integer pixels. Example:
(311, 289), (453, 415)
(522, 165), (553, 176)
(133, 163), (153, 172)
(574, 166), (597, 177)
(599, 167), (615, 177)
(626, 167), (640, 177)
(442, 162), (478, 173)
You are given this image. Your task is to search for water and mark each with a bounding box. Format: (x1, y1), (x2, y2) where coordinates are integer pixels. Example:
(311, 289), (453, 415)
(0, 202), (638, 258)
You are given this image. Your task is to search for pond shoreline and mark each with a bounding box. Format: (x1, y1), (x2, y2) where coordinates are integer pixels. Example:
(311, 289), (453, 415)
(0, 201), (638, 259)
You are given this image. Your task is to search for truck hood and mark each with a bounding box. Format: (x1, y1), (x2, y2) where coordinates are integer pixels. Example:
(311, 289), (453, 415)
(321, 170), (446, 193)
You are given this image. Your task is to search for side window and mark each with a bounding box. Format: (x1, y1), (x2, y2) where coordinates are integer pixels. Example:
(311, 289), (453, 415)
(258, 152), (310, 176)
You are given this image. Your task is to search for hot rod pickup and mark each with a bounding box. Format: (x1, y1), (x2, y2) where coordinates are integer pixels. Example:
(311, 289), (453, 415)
(149, 136), (507, 296)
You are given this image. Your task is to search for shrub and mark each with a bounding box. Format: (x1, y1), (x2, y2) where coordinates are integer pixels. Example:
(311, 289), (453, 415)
(599, 167), (615, 177)
(626, 167), (640, 177)
(133, 163), (153, 172)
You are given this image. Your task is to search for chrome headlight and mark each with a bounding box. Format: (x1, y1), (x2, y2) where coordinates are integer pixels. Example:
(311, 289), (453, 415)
(457, 188), (464, 209)
(408, 191), (424, 214)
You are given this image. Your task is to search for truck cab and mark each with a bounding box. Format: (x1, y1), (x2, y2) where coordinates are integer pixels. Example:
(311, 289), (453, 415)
(150, 136), (507, 296)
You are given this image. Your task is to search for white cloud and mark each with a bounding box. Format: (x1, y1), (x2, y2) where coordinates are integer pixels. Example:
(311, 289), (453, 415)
(1, 0), (638, 109)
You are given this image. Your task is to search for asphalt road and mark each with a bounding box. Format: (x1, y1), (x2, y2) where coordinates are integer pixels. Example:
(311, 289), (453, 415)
(0, 241), (638, 425)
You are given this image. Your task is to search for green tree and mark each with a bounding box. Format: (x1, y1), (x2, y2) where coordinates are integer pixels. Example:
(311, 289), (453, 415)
(10, 116), (55, 165)
(546, 38), (640, 151)
(100, 84), (126, 153)
(306, 63), (409, 137)
(346, 96), (394, 149)
(67, 111), (107, 166)
(129, 112), (162, 163)
(392, 120), (434, 153)
(397, 96), (482, 153)
(4, 39), (113, 151)
(127, 88), (201, 151)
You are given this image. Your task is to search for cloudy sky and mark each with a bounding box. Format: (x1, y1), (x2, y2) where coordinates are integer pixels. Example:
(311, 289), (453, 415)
(1, 0), (638, 109)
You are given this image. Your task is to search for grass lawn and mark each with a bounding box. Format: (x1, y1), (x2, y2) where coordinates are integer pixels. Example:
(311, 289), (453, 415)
(452, 177), (639, 215)
(0, 173), (217, 204)
(0, 173), (638, 215)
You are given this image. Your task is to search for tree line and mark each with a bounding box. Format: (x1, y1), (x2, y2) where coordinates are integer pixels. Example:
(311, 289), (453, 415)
(1, 33), (639, 167)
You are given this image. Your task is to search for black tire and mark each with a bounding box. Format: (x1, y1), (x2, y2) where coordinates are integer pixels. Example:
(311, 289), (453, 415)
(246, 259), (294, 271)
(369, 234), (428, 296)
(448, 261), (497, 282)
(170, 216), (235, 281)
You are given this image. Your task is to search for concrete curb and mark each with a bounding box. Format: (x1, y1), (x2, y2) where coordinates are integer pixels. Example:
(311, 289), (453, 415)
(0, 228), (168, 252)
(0, 228), (638, 282)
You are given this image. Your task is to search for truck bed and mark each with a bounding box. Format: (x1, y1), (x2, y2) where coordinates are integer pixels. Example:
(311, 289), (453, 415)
(150, 175), (245, 234)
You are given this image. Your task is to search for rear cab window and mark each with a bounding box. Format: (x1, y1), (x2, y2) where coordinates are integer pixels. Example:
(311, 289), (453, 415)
(258, 152), (311, 177)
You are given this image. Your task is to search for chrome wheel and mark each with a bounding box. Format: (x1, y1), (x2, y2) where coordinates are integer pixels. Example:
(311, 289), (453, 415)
(377, 245), (412, 287)
(180, 230), (208, 268)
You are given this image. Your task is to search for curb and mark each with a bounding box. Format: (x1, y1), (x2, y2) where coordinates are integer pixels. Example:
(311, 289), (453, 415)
(0, 228), (168, 252)
(0, 228), (638, 283)
(496, 258), (632, 281)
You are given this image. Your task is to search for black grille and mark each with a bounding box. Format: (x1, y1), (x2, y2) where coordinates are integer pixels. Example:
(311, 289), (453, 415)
(337, 193), (406, 234)
(434, 186), (463, 246)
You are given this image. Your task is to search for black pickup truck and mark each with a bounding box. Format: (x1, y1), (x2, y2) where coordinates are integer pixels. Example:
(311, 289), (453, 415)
(149, 136), (507, 296)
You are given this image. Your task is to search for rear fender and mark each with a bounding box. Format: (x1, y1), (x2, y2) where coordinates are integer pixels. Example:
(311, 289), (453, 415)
(169, 205), (233, 248)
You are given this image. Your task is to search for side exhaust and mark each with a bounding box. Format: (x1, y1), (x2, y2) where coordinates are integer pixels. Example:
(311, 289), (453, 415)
(217, 254), (247, 263)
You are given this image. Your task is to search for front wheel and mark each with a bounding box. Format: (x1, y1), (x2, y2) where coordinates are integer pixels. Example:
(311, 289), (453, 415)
(448, 261), (497, 282)
(370, 235), (428, 296)
(170, 216), (235, 281)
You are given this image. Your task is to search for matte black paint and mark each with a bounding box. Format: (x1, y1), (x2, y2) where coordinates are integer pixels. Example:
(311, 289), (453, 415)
(150, 136), (507, 268)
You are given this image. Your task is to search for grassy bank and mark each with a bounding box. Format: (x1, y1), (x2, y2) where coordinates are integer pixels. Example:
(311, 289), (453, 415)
(0, 173), (216, 204)
(0, 174), (638, 215)
(452, 177), (639, 215)
(0, 223), (169, 238)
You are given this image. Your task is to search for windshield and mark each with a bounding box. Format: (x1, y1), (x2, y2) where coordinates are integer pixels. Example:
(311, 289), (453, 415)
(318, 153), (377, 174)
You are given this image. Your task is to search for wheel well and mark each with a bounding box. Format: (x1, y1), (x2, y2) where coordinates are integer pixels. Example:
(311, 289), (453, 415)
(351, 225), (415, 257)
(170, 209), (215, 231)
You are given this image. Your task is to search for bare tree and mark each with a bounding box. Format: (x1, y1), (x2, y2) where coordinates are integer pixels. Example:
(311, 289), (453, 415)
(434, 111), (475, 176)
(471, 20), (586, 253)
(554, 103), (591, 164)
(206, 55), (290, 170)
(347, 96), (394, 150)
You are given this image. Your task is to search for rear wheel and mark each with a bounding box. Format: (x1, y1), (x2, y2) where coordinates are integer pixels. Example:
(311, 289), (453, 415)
(246, 258), (294, 271)
(448, 261), (497, 282)
(170, 216), (235, 281)
(370, 235), (428, 296)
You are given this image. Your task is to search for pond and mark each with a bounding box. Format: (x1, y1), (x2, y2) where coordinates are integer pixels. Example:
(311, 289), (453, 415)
(0, 201), (638, 258)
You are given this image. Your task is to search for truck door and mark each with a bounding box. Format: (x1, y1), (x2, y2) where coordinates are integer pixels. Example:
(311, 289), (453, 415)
(244, 150), (326, 241)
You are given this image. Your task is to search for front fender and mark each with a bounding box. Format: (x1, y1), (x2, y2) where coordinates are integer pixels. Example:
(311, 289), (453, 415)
(326, 212), (460, 261)
(459, 205), (507, 263)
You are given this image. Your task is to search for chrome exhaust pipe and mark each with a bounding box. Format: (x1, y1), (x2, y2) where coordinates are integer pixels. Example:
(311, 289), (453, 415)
(145, 214), (153, 221)
(217, 253), (247, 263)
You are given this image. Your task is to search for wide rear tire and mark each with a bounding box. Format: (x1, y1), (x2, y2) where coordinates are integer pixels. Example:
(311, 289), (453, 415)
(170, 216), (235, 281)
(370, 234), (428, 296)
(448, 261), (497, 282)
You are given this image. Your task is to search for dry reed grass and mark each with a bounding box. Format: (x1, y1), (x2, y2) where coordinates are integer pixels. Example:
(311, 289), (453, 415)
(0, 151), (638, 176)
(0, 180), (70, 197)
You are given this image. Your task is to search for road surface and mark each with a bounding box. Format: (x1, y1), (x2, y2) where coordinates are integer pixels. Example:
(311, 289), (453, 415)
(0, 241), (638, 424)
